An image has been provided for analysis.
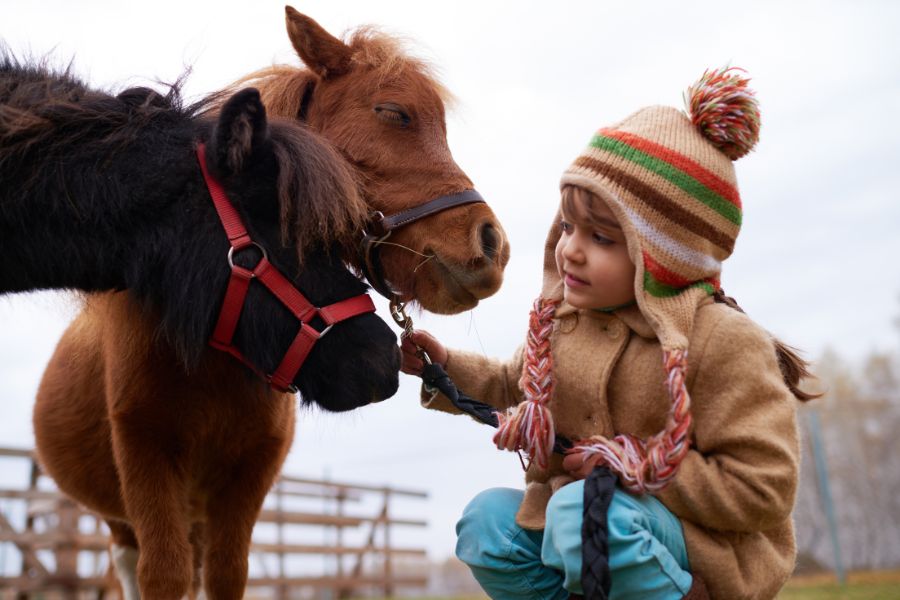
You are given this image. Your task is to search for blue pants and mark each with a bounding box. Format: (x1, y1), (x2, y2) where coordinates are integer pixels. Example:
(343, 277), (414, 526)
(456, 483), (693, 600)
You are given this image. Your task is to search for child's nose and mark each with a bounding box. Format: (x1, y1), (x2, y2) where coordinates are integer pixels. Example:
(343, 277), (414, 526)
(562, 237), (583, 261)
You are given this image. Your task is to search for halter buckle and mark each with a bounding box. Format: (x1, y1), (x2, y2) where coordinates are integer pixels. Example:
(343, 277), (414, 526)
(365, 211), (388, 238)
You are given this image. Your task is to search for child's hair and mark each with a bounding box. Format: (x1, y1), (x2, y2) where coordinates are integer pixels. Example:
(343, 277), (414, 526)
(561, 185), (819, 402)
(710, 290), (820, 401)
(560, 185), (600, 226)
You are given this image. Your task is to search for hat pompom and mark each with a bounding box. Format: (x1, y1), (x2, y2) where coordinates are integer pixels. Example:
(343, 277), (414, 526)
(685, 66), (760, 160)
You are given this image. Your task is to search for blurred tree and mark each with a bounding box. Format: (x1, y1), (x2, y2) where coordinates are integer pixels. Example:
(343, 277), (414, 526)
(793, 325), (900, 572)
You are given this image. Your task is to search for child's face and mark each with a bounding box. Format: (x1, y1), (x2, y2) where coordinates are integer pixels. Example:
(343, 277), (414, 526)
(555, 187), (636, 310)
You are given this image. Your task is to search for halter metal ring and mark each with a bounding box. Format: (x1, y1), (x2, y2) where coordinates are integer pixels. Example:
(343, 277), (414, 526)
(227, 242), (268, 270)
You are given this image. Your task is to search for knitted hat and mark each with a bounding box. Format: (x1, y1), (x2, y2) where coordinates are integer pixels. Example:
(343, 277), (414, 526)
(494, 67), (760, 492)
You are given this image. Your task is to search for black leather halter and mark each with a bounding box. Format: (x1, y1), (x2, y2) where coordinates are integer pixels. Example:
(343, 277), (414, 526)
(360, 189), (485, 301)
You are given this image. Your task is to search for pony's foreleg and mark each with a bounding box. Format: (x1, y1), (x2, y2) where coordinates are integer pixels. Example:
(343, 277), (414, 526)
(202, 442), (289, 600)
(112, 544), (140, 600)
(107, 520), (140, 600)
(110, 416), (194, 600)
(189, 521), (206, 600)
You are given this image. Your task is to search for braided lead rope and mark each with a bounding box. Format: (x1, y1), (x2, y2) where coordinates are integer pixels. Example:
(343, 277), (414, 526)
(493, 297), (559, 470)
(572, 349), (693, 494)
(582, 465), (616, 599)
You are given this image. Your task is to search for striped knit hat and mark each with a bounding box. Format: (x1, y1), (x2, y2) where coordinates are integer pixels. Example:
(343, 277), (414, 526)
(562, 66), (758, 346)
(494, 67), (760, 492)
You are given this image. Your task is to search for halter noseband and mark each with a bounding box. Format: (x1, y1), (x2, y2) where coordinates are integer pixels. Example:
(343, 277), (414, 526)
(360, 189), (486, 301)
(196, 143), (376, 393)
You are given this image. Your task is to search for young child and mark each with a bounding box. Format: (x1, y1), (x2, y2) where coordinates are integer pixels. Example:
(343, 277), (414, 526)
(401, 68), (814, 600)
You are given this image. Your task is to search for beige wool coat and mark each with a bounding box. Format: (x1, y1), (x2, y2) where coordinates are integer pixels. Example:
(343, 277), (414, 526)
(422, 297), (800, 599)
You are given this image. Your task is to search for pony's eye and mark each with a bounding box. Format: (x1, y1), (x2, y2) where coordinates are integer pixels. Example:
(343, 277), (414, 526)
(374, 103), (411, 127)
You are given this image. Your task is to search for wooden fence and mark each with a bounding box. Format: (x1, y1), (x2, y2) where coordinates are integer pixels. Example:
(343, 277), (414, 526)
(0, 447), (429, 599)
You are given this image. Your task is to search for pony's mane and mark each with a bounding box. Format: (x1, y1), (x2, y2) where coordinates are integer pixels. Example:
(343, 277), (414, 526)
(0, 51), (366, 259)
(0, 51), (194, 166)
(227, 25), (454, 119)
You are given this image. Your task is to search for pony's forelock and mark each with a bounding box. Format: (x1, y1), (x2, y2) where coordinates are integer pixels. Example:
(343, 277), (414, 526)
(268, 119), (367, 264)
(343, 26), (455, 106)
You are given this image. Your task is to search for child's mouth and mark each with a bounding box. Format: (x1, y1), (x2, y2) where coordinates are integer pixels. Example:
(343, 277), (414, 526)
(565, 273), (589, 287)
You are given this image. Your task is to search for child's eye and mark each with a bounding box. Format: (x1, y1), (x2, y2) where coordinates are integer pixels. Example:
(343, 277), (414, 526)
(592, 232), (613, 245)
(559, 220), (572, 233)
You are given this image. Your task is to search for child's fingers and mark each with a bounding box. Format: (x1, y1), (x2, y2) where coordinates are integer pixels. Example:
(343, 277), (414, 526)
(399, 339), (423, 374)
(562, 450), (603, 480)
(400, 336), (418, 354)
(398, 330), (448, 369)
(405, 330), (448, 366)
(407, 330), (436, 349)
(400, 356), (424, 375)
(561, 451), (584, 474)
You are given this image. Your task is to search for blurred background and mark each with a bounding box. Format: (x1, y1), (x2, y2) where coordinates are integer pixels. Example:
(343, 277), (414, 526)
(1, 0), (898, 597)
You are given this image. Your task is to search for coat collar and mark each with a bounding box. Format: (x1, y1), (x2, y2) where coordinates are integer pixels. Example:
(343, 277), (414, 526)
(553, 301), (657, 339)
(613, 304), (657, 339)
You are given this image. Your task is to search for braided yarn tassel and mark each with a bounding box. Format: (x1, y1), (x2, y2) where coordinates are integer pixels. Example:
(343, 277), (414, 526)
(493, 298), (558, 469)
(571, 349), (693, 493)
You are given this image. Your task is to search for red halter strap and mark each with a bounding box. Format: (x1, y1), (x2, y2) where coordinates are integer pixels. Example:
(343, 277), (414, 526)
(196, 144), (376, 393)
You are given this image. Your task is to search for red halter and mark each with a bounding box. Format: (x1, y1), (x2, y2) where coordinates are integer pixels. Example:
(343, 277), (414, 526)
(196, 144), (376, 393)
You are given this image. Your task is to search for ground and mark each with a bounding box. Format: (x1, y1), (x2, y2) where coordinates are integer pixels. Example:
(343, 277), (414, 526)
(366, 570), (900, 600)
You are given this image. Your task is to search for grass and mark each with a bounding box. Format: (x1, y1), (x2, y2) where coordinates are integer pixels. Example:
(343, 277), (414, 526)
(777, 571), (900, 600)
(349, 571), (900, 600)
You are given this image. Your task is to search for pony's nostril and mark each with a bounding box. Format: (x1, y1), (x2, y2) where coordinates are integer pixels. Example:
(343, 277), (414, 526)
(480, 223), (499, 261)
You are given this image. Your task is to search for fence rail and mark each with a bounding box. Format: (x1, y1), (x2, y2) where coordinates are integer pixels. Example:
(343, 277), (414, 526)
(0, 447), (429, 599)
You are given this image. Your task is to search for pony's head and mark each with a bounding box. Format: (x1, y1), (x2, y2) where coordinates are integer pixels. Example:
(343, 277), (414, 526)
(235, 9), (510, 314)
(165, 88), (399, 409)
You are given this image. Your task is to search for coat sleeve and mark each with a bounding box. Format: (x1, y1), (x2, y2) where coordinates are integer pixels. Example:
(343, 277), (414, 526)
(655, 310), (801, 533)
(420, 346), (525, 416)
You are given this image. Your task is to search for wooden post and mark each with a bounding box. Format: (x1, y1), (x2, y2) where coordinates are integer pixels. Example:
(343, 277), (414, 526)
(15, 457), (41, 600)
(335, 486), (345, 588)
(56, 498), (80, 600)
(276, 479), (288, 600)
(383, 488), (392, 598)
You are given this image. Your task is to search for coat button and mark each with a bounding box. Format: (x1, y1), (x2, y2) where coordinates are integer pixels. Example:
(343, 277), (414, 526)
(606, 321), (624, 339)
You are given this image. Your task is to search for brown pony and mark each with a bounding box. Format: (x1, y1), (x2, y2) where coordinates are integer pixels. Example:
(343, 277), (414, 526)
(34, 8), (508, 600)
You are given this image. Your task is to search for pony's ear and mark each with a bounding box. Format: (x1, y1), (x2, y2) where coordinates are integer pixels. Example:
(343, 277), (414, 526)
(211, 88), (268, 176)
(285, 6), (352, 79)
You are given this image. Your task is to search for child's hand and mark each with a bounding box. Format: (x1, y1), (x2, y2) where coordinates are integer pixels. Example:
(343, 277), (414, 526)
(400, 330), (449, 375)
(562, 449), (605, 480)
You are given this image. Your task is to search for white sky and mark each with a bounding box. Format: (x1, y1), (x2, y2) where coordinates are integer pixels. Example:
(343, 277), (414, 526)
(1, 0), (899, 561)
